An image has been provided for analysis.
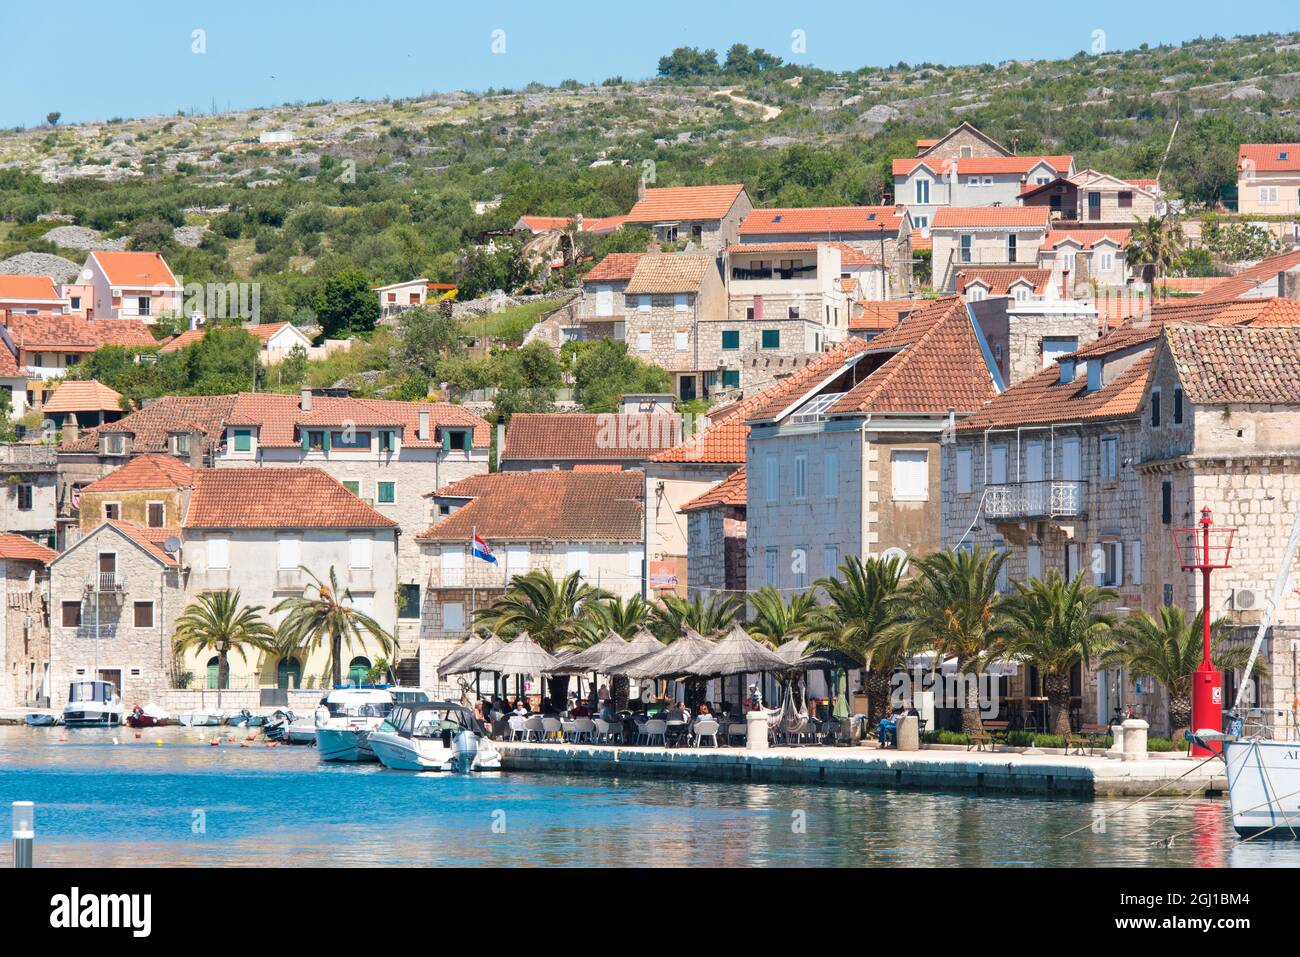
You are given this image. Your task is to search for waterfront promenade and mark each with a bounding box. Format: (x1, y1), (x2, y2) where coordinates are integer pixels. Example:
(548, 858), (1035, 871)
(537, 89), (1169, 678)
(497, 741), (1226, 798)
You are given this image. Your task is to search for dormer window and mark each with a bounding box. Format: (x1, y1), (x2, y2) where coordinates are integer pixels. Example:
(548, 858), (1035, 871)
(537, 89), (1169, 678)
(103, 434), (125, 456)
(1281, 152), (1290, 161)
(1059, 359), (1076, 385)
(1086, 360), (1102, 394)
(173, 433), (190, 456)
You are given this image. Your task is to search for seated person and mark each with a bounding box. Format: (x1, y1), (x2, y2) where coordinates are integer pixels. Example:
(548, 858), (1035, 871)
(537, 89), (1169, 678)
(877, 707), (904, 747)
(570, 701), (591, 717)
(597, 699), (615, 722)
(511, 699), (529, 716)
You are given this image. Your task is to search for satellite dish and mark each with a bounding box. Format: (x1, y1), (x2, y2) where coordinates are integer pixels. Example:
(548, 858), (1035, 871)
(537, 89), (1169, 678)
(163, 536), (182, 555)
(880, 547), (909, 574)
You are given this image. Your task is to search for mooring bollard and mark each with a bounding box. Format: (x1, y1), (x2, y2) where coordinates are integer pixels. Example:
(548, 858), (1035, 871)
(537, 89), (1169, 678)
(12, 801), (33, 869)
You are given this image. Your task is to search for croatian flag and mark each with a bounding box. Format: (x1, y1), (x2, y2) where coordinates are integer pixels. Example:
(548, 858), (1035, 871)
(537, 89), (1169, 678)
(472, 533), (497, 564)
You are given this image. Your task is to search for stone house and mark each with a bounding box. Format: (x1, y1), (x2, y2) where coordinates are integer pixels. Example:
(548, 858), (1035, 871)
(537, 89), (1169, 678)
(416, 470), (645, 693)
(0, 443), (58, 549)
(680, 465), (746, 599)
(930, 206), (1053, 291)
(1237, 145), (1300, 215)
(966, 294), (1102, 389)
(1021, 171), (1163, 225)
(83, 251), (184, 322)
(76, 453), (193, 536)
(0, 533), (56, 709)
(623, 184), (753, 255)
(744, 298), (1000, 595)
(574, 253), (646, 341)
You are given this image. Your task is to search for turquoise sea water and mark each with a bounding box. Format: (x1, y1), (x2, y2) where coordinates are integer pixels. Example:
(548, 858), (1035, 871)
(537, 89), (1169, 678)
(1, 726), (1298, 867)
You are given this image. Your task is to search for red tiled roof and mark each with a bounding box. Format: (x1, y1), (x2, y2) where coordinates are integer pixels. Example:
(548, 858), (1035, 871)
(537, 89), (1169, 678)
(910, 229), (931, 251)
(1192, 250), (1300, 304)
(1072, 296), (1300, 360)
(1043, 229), (1131, 250)
(0, 275), (60, 302)
(90, 251), (179, 288)
(931, 206), (1051, 230)
(62, 394), (238, 454)
(104, 519), (180, 566)
(832, 243), (878, 267)
(1155, 277), (1229, 296)
(91, 319), (157, 347)
(42, 380), (123, 414)
(517, 216), (576, 232)
(159, 322), (300, 353)
(652, 341), (872, 463)
(226, 392), (489, 449)
(728, 242), (821, 254)
(83, 454), (194, 493)
(503, 413), (681, 463)
(625, 185), (746, 224)
(958, 352), (1153, 431)
(850, 299), (932, 334)
(0, 341), (17, 377)
(894, 155), (1072, 177)
(0, 532), (56, 564)
(417, 470), (643, 542)
(5, 313), (154, 350)
(184, 468), (396, 529)
(1164, 323), (1300, 405)
(957, 267), (1053, 296)
(623, 255), (713, 294)
(1238, 144), (1300, 174)
(739, 206), (904, 235)
(680, 466), (746, 512)
(824, 298), (999, 416)
(582, 253), (645, 284)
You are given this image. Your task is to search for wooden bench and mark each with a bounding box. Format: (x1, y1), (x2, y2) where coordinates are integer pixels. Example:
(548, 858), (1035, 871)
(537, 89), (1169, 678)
(967, 720), (1010, 751)
(1067, 723), (1110, 755)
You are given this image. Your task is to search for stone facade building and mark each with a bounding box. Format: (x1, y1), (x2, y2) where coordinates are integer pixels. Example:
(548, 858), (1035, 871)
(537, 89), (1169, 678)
(930, 206), (1052, 291)
(680, 465), (747, 599)
(623, 184), (753, 255)
(0, 533), (56, 709)
(737, 206), (912, 295)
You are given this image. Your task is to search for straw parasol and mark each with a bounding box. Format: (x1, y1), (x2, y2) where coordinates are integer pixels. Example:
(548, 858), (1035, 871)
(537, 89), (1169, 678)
(620, 627), (666, 662)
(683, 623), (790, 677)
(775, 637), (810, 664)
(547, 631), (629, 675)
(618, 627), (714, 678)
(444, 633), (504, 675)
(437, 634), (485, 676)
(476, 631), (559, 676)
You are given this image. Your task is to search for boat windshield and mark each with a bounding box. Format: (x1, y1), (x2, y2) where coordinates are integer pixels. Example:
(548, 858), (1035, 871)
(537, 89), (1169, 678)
(68, 682), (109, 703)
(411, 709), (469, 738)
(326, 701), (392, 719)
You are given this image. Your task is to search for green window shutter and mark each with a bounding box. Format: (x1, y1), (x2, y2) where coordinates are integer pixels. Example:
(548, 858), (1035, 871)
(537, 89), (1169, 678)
(322, 430), (331, 451)
(234, 429), (251, 452)
(378, 481), (395, 504)
(761, 329), (780, 349)
(343, 481), (360, 496)
(721, 330), (739, 350)
(722, 370), (740, 389)
(300, 429), (309, 451)
(441, 429), (451, 452)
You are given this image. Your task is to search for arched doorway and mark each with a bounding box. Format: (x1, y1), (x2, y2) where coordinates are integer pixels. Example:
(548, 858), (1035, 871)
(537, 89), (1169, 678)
(206, 655), (225, 690)
(347, 656), (371, 686)
(276, 657), (302, 690)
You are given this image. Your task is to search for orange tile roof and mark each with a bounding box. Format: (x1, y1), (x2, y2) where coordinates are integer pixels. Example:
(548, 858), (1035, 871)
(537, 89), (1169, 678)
(517, 216), (576, 232)
(0, 275), (61, 302)
(651, 340), (871, 464)
(417, 470), (643, 542)
(582, 253), (645, 284)
(62, 394), (238, 454)
(739, 206), (904, 235)
(4, 313), (154, 350)
(623, 255), (714, 294)
(958, 352), (1153, 431)
(850, 299), (932, 334)
(104, 519), (180, 566)
(728, 242), (822, 254)
(91, 319), (157, 348)
(0, 532), (56, 564)
(42, 380), (123, 414)
(957, 267), (1053, 296)
(832, 243), (878, 267)
(158, 322), (298, 353)
(931, 206), (1052, 230)
(625, 185), (746, 224)
(83, 454), (194, 493)
(1192, 250), (1300, 304)
(894, 155), (1072, 177)
(910, 228), (931, 251)
(503, 412), (681, 463)
(90, 251), (179, 288)
(680, 465), (746, 512)
(1155, 277), (1229, 296)
(1043, 229), (1131, 250)
(226, 392), (489, 449)
(824, 298), (999, 417)
(184, 468), (396, 529)
(1165, 324), (1300, 405)
(0, 342), (17, 377)
(1238, 144), (1300, 174)
(1071, 296), (1300, 359)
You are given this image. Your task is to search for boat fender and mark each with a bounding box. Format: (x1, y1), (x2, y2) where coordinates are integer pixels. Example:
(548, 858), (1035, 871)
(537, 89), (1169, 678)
(210, 736), (220, 747)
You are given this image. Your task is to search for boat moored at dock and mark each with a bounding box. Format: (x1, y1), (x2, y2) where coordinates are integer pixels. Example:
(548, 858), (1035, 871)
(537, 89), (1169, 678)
(62, 680), (123, 728)
(369, 701), (501, 772)
(315, 688), (395, 762)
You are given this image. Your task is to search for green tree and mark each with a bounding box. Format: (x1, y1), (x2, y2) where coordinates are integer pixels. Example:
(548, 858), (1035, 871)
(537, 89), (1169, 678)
(398, 306), (462, 378)
(46, 112), (61, 127)
(886, 547), (1011, 734)
(173, 590), (276, 703)
(999, 571), (1117, 736)
(657, 46), (720, 79)
(651, 593), (742, 640)
(187, 325), (262, 394)
(313, 268), (380, 338)
(273, 566), (396, 687)
(1128, 215), (1185, 289)
(746, 586), (820, 647)
(571, 339), (671, 412)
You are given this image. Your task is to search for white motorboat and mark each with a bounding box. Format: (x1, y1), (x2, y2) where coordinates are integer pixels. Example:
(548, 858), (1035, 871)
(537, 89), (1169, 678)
(315, 688), (395, 762)
(62, 680), (124, 728)
(369, 701), (501, 772)
(177, 711), (222, 727)
(1223, 736), (1300, 837)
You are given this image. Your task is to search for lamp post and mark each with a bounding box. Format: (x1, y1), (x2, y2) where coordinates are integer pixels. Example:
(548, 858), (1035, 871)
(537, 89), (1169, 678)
(1173, 506), (1235, 757)
(12, 801), (33, 868)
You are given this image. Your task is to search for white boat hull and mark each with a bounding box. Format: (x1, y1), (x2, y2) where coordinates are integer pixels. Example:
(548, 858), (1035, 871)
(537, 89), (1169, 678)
(316, 726), (377, 762)
(285, 721), (318, 744)
(369, 730), (501, 772)
(178, 712), (222, 727)
(1224, 739), (1300, 837)
(62, 704), (123, 728)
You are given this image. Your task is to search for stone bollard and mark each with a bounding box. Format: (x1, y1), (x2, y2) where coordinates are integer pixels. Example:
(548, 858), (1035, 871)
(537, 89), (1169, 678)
(896, 715), (920, 751)
(1121, 718), (1149, 762)
(1107, 723), (1126, 758)
(746, 711), (770, 751)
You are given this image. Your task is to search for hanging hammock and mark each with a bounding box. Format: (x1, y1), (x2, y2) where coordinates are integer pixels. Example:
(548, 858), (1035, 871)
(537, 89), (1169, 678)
(776, 675), (809, 735)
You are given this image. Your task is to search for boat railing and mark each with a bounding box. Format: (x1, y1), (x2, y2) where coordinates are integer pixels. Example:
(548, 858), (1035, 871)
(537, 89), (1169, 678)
(1229, 707), (1300, 741)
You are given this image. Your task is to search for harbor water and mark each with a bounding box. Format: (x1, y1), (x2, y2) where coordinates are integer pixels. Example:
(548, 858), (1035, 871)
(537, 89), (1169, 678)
(1, 726), (1297, 867)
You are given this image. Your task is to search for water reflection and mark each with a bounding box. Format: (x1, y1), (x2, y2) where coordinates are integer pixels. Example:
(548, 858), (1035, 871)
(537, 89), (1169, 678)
(0, 727), (1296, 867)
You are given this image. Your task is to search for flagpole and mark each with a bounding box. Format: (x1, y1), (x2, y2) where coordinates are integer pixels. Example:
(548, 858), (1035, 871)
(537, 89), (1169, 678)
(470, 525), (476, 627)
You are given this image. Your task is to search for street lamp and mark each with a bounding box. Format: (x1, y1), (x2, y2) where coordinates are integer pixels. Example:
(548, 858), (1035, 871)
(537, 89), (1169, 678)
(1173, 506), (1236, 757)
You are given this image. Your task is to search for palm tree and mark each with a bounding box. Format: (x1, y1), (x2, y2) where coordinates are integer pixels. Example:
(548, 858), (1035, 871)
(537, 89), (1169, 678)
(805, 556), (905, 724)
(173, 590), (276, 706)
(473, 569), (606, 710)
(272, 566), (395, 688)
(1128, 214), (1185, 292)
(746, 586), (820, 647)
(999, 571), (1118, 737)
(886, 547), (1010, 735)
(582, 593), (655, 710)
(1100, 605), (1259, 740)
(651, 593), (741, 641)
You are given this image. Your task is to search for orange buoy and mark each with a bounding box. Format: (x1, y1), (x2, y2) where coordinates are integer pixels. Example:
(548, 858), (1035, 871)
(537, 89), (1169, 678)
(239, 741), (249, 748)
(134, 731), (142, 739)
(210, 736), (220, 746)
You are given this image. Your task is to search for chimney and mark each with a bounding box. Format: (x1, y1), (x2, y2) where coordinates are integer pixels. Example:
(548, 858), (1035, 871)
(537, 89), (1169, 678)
(300, 388), (312, 412)
(189, 432), (204, 468)
(637, 176), (647, 201)
(64, 422), (79, 444)
(418, 409), (430, 441)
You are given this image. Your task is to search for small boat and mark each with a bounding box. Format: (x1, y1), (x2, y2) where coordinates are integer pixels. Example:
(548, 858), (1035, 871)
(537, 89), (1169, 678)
(177, 711), (222, 727)
(225, 709), (254, 727)
(263, 710), (295, 742)
(126, 703), (171, 728)
(315, 688), (395, 762)
(369, 701), (501, 772)
(62, 680), (124, 728)
(1223, 735), (1300, 837)
(23, 713), (57, 727)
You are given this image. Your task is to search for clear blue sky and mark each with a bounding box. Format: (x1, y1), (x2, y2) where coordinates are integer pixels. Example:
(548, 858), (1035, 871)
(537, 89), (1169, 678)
(3, 1), (1299, 127)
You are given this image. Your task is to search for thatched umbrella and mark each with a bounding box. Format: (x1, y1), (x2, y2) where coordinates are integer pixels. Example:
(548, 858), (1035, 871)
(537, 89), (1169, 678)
(603, 627), (665, 709)
(444, 633), (504, 675)
(548, 631), (629, 675)
(619, 628), (714, 678)
(685, 623), (789, 676)
(776, 637), (810, 665)
(437, 634), (485, 677)
(477, 631), (559, 677)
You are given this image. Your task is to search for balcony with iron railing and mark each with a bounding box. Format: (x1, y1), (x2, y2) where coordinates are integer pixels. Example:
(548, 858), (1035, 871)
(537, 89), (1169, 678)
(984, 480), (1087, 521)
(84, 571), (127, 593)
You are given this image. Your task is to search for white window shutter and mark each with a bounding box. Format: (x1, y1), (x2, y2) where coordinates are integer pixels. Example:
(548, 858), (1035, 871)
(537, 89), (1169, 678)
(1131, 541), (1142, 585)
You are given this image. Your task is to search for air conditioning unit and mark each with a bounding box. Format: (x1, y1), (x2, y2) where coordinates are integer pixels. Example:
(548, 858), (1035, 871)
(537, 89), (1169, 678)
(1232, 588), (1260, 611)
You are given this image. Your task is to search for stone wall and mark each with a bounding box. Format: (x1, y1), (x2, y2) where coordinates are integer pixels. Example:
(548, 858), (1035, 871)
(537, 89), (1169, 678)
(1, 558), (49, 708)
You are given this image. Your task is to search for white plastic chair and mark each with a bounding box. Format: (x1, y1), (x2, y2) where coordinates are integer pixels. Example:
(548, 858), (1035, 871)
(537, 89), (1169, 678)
(573, 717), (596, 743)
(541, 717), (562, 742)
(560, 718), (576, 743)
(594, 718), (623, 744)
(692, 719), (720, 747)
(641, 719), (667, 747)
(508, 715), (526, 741)
(523, 715), (544, 742)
